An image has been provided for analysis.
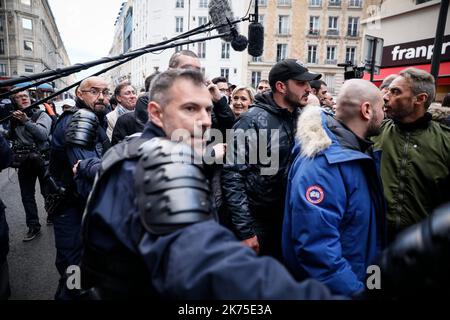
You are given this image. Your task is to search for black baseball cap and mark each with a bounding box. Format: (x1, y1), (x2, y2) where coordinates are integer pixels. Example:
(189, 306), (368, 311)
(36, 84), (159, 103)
(269, 59), (322, 88)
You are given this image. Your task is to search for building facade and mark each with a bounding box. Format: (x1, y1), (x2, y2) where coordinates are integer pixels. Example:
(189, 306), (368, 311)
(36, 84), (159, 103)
(247, 0), (379, 94)
(361, 0), (450, 101)
(0, 0), (74, 91)
(105, 0), (251, 91)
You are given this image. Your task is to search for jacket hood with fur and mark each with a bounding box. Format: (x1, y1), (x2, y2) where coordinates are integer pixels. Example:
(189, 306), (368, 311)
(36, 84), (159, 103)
(429, 105), (450, 126)
(295, 105), (332, 158)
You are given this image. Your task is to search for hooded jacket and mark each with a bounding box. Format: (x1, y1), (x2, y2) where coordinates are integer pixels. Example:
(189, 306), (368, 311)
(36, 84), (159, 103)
(282, 106), (386, 296)
(429, 104), (450, 127)
(222, 92), (298, 240)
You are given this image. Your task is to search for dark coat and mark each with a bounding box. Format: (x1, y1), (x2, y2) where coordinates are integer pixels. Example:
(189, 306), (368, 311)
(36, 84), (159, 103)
(221, 92), (298, 241)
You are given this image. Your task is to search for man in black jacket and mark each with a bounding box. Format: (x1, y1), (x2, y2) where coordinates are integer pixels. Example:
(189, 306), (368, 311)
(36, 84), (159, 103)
(0, 133), (12, 299)
(111, 73), (159, 145)
(222, 59), (321, 260)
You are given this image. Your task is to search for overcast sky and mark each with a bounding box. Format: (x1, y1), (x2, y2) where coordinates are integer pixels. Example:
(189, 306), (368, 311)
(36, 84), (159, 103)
(47, 0), (125, 80)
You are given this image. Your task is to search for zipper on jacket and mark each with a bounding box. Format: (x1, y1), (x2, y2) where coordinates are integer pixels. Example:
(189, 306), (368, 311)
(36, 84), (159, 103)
(396, 132), (410, 229)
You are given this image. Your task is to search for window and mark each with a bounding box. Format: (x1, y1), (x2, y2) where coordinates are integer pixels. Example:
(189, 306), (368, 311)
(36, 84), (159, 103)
(175, 45), (184, 52)
(327, 16), (339, 36)
(0, 16), (3, 32)
(328, 16), (338, 30)
(259, 0), (267, 5)
(175, 0), (184, 8)
(251, 71), (262, 89)
(258, 15), (264, 27)
(22, 18), (32, 30)
(221, 42), (230, 59)
(197, 41), (206, 58)
(252, 56), (262, 62)
(276, 44), (287, 62)
(326, 46), (336, 64)
(309, 0), (322, 6)
(309, 16), (320, 35)
(278, 0), (291, 5)
(347, 17), (359, 36)
(324, 74), (335, 93)
(0, 64), (6, 76)
(123, 9), (133, 52)
(198, 16), (208, 27)
(24, 40), (33, 52)
(308, 45), (318, 64)
(345, 47), (356, 64)
(349, 0), (362, 7)
(278, 15), (289, 35)
(175, 17), (184, 33)
(21, 0), (31, 5)
(328, 0), (341, 7)
(0, 39), (4, 55)
(199, 0), (208, 8)
(220, 68), (229, 81)
(24, 64), (34, 73)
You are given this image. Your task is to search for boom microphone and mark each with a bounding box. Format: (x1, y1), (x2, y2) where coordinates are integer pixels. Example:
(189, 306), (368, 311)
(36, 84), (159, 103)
(209, 0), (235, 41)
(248, 0), (264, 57)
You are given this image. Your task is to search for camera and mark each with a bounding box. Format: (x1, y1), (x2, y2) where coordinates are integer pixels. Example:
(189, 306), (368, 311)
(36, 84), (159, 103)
(338, 61), (365, 80)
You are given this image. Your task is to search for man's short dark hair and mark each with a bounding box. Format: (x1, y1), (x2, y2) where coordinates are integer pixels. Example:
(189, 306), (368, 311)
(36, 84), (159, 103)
(145, 71), (161, 92)
(149, 69), (205, 107)
(310, 80), (327, 91)
(168, 50), (199, 69)
(380, 74), (398, 90)
(114, 81), (133, 98)
(211, 76), (228, 85)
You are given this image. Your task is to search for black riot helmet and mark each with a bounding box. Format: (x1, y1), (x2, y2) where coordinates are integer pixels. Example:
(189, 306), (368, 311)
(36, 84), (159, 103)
(135, 138), (212, 236)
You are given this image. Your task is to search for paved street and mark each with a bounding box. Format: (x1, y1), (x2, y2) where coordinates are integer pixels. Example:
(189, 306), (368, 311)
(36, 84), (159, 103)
(0, 169), (59, 300)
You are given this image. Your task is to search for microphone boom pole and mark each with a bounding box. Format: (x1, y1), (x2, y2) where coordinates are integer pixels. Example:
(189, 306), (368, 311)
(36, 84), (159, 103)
(0, 31), (234, 123)
(0, 18), (246, 89)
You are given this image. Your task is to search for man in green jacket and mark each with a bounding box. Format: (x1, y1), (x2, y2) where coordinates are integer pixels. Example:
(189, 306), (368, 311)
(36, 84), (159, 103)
(373, 67), (450, 242)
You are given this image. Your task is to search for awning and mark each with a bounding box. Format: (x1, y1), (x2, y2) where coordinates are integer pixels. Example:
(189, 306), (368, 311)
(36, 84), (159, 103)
(364, 61), (450, 86)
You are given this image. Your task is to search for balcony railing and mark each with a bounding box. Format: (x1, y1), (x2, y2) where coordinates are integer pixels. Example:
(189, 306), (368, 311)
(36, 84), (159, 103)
(328, 0), (341, 8)
(326, 29), (340, 37)
(346, 31), (360, 38)
(308, 29), (320, 36)
(325, 59), (337, 65)
(278, 29), (290, 36)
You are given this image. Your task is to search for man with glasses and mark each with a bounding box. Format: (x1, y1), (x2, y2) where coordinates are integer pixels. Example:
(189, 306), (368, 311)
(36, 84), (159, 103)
(48, 76), (111, 300)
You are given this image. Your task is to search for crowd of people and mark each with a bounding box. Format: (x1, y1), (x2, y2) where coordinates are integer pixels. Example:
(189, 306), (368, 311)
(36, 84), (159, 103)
(0, 50), (449, 300)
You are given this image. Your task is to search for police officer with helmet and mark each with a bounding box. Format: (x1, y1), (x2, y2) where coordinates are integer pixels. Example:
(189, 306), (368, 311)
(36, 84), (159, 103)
(48, 76), (110, 300)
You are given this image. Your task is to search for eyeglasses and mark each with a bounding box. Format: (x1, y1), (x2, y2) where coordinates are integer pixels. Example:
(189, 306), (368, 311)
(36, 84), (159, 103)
(258, 86), (268, 90)
(81, 88), (110, 96)
(14, 94), (30, 99)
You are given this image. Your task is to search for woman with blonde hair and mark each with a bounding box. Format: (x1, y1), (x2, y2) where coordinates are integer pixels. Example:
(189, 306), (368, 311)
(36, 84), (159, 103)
(231, 86), (255, 118)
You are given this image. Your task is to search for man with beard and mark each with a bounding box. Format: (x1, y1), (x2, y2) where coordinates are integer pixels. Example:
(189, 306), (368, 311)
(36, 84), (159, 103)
(221, 59), (321, 260)
(48, 76), (111, 299)
(373, 68), (450, 242)
(282, 79), (386, 296)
